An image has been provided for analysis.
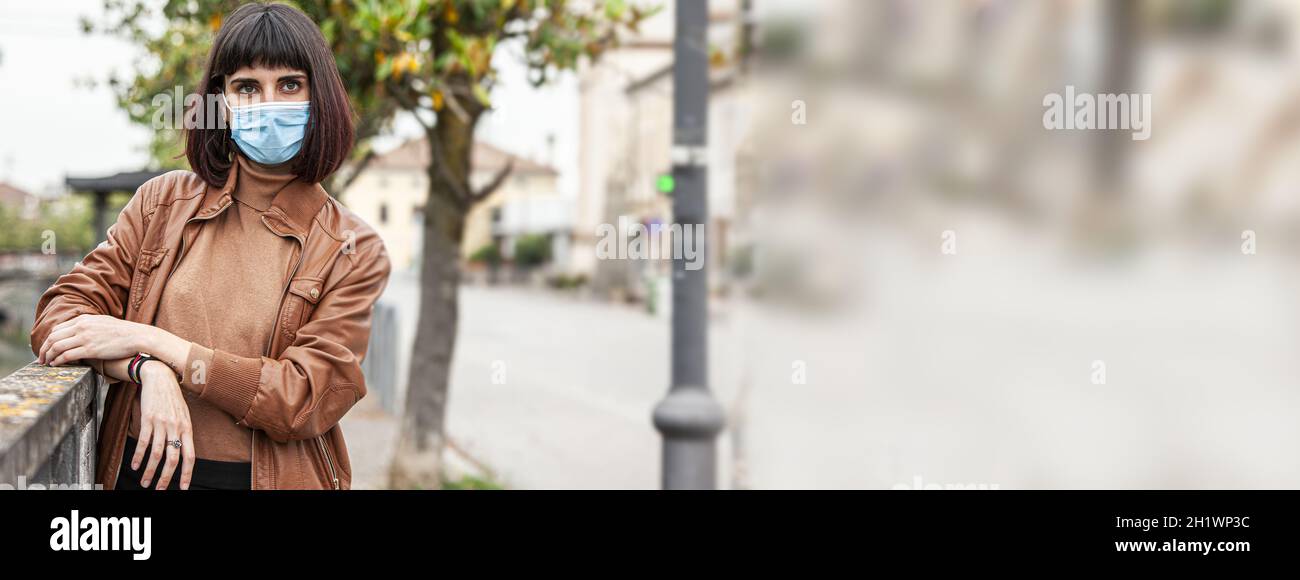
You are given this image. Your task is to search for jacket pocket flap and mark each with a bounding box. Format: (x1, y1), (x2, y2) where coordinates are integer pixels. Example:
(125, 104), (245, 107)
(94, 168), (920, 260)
(288, 277), (325, 304)
(137, 248), (167, 272)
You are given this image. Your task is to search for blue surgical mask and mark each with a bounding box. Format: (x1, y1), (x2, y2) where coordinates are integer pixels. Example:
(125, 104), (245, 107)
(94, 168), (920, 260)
(223, 93), (310, 165)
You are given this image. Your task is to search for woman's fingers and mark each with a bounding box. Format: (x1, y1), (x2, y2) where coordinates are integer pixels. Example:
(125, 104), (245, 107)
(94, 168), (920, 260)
(140, 420), (168, 488)
(48, 344), (90, 368)
(42, 333), (83, 365)
(178, 427), (195, 490)
(38, 333), (62, 364)
(40, 320), (83, 363)
(132, 422), (152, 471)
(130, 362), (192, 491)
(38, 330), (65, 362)
(44, 330), (84, 358)
(154, 422), (181, 490)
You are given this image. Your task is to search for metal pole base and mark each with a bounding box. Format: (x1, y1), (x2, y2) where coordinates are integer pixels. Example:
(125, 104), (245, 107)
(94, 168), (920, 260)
(653, 386), (725, 489)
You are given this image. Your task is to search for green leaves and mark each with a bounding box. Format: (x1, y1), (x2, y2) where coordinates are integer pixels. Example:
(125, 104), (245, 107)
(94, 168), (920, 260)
(605, 0), (627, 20)
(471, 83), (492, 107)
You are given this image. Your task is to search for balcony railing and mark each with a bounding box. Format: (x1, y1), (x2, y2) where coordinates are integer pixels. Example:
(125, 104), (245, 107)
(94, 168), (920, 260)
(0, 363), (103, 489)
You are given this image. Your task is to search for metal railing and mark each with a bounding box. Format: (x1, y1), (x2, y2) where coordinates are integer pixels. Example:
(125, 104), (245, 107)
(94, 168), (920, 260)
(0, 363), (103, 489)
(360, 301), (400, 415)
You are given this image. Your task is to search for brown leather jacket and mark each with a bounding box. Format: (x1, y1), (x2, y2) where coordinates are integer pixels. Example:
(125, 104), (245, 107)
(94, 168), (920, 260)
(30, 166), (391, 490)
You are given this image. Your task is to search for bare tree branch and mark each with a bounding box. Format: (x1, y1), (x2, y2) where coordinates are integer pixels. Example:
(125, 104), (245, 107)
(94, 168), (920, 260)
(470, 159), (515, 205)
(335, 147), (377, 194)
(391, 82), (477, 208)
(442, 90), (473, 125)
(421, 124), (476, 208)
(390, 82), (434, 132)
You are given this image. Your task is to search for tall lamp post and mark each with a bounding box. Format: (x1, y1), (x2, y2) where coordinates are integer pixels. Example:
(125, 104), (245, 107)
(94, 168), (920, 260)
(652, 0), (725, 490)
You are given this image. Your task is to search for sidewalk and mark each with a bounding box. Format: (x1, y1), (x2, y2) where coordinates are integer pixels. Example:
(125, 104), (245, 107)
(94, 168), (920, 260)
(339, 219), (1300, 491)
(338, 394), (399, 489)
(339, 278), (738, 489)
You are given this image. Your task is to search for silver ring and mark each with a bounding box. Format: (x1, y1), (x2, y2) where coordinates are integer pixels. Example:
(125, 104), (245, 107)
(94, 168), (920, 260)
(168, 439), (182, 449)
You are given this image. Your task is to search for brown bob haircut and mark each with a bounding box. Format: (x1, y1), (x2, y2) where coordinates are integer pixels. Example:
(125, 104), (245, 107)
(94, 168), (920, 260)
(186, 2), (354, 187)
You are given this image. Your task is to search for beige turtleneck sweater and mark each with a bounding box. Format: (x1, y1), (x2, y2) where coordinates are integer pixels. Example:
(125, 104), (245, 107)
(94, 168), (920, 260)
(128, 154), (298, 461)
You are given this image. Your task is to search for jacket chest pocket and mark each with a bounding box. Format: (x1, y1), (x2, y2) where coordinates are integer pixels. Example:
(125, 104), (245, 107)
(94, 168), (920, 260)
(129, 248), (169, 310)
(279, 276), (324, 343)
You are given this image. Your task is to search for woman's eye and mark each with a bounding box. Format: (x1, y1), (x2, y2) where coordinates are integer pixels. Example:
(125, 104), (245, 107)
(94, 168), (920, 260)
(282, 81), (301, 92)
(237, 85), (257, 94)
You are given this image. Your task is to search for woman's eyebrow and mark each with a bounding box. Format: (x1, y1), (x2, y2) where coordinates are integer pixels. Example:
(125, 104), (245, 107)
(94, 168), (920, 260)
(278, 74), (307, 82)
(228, 76), (260, 85)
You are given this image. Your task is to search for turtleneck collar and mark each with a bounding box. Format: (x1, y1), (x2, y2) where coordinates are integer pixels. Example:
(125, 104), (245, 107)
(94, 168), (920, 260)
(232, 152), (297, 211)
(198, 153), (330, 241)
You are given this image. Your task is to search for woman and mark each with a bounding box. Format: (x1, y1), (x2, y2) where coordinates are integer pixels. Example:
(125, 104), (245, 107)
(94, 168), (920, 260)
(30, 2), (390, 490)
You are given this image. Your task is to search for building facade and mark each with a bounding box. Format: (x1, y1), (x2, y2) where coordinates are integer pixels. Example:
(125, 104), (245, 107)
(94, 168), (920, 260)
(344, 138), (563, 273)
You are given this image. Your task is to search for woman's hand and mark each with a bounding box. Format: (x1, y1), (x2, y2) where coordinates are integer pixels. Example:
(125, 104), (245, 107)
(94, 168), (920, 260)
(38, 314), (190, 372)
(39, 314), (152, 366)
(132, 360), (195, 490)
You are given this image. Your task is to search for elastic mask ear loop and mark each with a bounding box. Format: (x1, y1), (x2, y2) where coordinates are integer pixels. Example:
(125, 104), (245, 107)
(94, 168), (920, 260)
(220, 91), (235, 129)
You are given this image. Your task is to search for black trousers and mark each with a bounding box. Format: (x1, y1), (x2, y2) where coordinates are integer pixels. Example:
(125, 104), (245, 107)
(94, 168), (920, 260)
(115, 435), (251, 490)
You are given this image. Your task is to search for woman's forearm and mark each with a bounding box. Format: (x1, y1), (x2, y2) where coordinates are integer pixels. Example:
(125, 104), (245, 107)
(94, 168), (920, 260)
(140, 326), (192, 375)
(93, 327), (191, 384)
(99, 357), (135, 383)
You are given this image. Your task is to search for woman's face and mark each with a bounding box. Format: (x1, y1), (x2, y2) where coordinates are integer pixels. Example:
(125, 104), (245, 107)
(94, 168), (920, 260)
(222, 65), (310, 106)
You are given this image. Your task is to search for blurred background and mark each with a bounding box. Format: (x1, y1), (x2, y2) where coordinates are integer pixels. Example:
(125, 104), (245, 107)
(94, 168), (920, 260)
(5, 0), (1300, 489)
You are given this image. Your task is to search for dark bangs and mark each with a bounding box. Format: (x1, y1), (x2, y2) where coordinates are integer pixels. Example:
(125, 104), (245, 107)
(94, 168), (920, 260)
(185, 2), (355, 188)
(210, 7), (313, 79)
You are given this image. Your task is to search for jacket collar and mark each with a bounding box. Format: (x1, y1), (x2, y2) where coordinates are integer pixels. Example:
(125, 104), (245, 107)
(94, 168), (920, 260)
(199, 155), (329, 240)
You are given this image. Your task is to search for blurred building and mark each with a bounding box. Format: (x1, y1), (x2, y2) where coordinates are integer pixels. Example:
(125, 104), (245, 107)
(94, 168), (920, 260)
(575, 0), (752, 300)
(345, 138), (563, 272)
(0, 181), (39, 220)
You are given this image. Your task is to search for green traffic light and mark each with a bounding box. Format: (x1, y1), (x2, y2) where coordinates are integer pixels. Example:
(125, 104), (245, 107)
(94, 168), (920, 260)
(656, 174), (675, 194)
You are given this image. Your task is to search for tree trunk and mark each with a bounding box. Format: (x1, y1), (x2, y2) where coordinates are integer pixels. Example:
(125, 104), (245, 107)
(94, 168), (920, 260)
(389, 100), (479, 490)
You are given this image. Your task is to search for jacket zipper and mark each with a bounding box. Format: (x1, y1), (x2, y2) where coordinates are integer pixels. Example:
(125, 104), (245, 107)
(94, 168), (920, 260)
(258, 219), (302, 490)
(251, 211), (298, 491)
(262, 214), (339, 489)
(316, 435), (340, 490)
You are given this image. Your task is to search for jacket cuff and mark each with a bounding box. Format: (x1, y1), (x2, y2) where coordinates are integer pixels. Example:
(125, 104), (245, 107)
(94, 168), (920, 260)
(179, 343), (215, 394)
(201, 349), (262, 421)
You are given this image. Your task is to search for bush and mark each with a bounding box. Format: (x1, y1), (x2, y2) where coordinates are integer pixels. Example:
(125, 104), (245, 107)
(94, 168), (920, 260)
(513, 234), (551, 268)
(546, 273), (588, 290)
(468, 243), (502, 266)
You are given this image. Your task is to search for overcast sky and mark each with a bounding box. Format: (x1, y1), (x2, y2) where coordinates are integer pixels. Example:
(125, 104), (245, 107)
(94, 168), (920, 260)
(0, 0), (577, 198)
